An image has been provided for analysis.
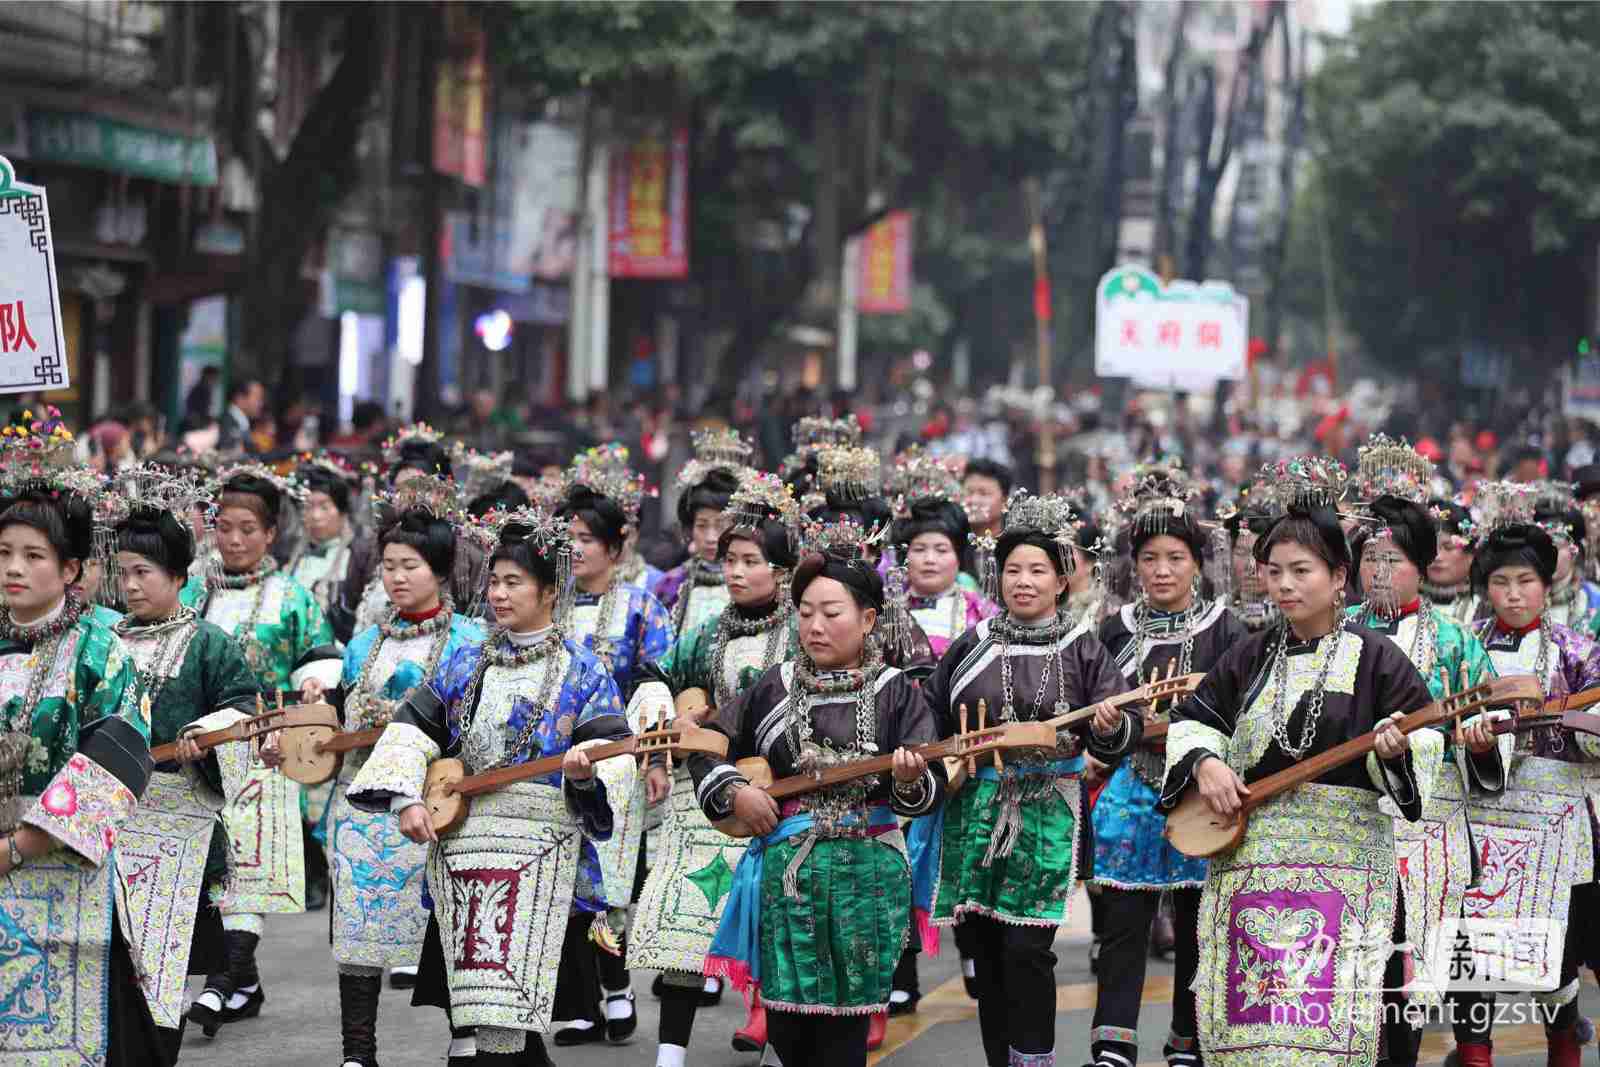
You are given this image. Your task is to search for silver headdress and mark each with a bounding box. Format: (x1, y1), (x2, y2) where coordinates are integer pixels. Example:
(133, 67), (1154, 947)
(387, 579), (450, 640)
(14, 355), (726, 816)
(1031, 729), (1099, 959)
(814, 445), (882, 504)
(1353, 434), (1434, 506)
(676, 427), (755, 492)
(470, 504), (577, 627)
(885, 446), (963, 517)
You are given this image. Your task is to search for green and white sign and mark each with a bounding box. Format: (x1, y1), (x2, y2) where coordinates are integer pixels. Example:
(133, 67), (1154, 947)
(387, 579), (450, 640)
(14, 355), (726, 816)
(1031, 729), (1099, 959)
(26, 108), (218, 186)
(1095, 265), (1248, 390)
(0, 155), (70, 395)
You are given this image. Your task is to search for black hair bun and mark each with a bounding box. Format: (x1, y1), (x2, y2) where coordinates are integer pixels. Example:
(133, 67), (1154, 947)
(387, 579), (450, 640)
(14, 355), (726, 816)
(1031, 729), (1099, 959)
(223, 474), (283, 525)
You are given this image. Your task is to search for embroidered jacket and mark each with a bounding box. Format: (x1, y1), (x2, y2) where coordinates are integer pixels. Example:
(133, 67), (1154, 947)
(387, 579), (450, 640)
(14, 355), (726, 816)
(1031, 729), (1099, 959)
(688, 661), (946, 823)
(6, 607), (150, 869)
(180, 570), (334, 693)
(1158, 624), (1435, 820)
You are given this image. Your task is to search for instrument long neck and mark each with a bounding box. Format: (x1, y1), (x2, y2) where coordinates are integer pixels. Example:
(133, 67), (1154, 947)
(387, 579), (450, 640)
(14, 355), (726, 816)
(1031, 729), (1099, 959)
(764, 736), (965, 800)
(149, 719), (257, 762)
(453, 736), (638, 798)
(1242, 698), (1463, 811)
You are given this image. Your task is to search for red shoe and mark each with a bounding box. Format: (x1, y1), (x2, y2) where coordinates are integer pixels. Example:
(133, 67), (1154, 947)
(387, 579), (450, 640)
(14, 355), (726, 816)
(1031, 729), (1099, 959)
(1456, 1041), (1494, 1067)
(866, 1010), (887, 1051)
(1549, 1027), (1582, 1067)
(732, 990), (767, 1053)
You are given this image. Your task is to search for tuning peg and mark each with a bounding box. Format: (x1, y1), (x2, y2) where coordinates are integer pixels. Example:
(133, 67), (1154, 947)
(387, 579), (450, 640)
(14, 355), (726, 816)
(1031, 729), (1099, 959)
(960, 702), (975, 778)
(979, 698), (1001, 772)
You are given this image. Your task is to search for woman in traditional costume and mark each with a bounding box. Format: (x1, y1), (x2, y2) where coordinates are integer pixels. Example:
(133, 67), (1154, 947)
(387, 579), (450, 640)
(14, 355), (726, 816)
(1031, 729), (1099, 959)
(348, 505), (629, 1067)
(570, 443), (661, 591)
(284, 454), (361, 913)
(883, 451), (998, 1019)
(1089, 467), (1247, 1067)
(651, 428), (754, 635)
(309, 476), (484, 1067)
(808, 444), (938, 678)
(924, 492), (1140, 1067)
(631, 470), (800, 1067)
(1158, 459), (1435, 1067)
(888, 473), (995, 657)
(547, 480), (674, 1046)
(106, 466), (264, 1059)
(689, 518), (945, 1067)
(1343, 439), (1502, 1067)
(0, 412), (153, 1064)
(1424, 497), (1482, 626)
(1451, 483), (1600, 1067)
(1533, 487), (1600, 638)
(1222, 487), (1280, 633)
(341, 424), (474, 638)
(181, 465), (335, 1034)
(286, 454), (360, 640)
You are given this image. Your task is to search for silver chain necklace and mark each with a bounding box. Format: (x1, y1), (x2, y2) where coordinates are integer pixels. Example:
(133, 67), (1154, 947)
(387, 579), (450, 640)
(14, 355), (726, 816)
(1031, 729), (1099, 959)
(1131, 591), (1202, 680)
(789, 640), (884, 765)
(2, 597), (86, 735)
(1268, 622), (1340, 760)
(455, 629), (566, 773)
(347, 597), (457, 730)
(1360, 599), (1438, 682)
(709, 600), (790, 710)
(116, 606), (200, 714)
(995, 611), (1071, 722)
(577, 576), (623, 669)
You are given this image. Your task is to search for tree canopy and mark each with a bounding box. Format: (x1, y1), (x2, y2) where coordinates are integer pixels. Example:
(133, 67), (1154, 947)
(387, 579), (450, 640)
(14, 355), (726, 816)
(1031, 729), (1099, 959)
(1312, 0), (1600, 374)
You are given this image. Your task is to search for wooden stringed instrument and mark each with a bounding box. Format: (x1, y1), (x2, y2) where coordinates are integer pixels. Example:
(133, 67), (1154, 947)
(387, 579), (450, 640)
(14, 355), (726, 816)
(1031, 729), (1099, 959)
(942, 671), (1205, 795)
(149, 699), (339, 764)
(1163, 675), (1543, 859)
(714, 720), (1058, 839)
(280, 724), (389, 785)
(1538, 685), (1600, 737)
(422, 722), (729, 835)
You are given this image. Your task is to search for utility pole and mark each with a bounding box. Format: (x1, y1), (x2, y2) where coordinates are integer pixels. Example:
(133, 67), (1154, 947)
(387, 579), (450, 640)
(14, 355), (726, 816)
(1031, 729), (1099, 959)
(1025, 178), (1055, 494)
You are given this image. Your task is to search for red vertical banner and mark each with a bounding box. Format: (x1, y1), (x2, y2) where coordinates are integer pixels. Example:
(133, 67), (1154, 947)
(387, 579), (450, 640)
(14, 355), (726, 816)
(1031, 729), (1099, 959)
(608, 127), (690, 279)
(433, 8), (487, 187)
(858, 211), (913, 314)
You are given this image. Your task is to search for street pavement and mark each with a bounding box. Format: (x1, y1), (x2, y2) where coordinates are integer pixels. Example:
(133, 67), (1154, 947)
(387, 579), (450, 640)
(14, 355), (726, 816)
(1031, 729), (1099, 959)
(175, 887), (1594, 1066)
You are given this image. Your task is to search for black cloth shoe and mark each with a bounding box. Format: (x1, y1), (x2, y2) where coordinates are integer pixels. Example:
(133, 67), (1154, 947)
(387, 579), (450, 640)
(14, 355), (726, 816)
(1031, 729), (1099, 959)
(188, 930), (262, 1037)
(552, 1023), (602, 1048)
(388, 968), (417, 990)
(701, 977), (723, 1007)
(604, 991), (637, 1044)
(889, 991), (920, 1016)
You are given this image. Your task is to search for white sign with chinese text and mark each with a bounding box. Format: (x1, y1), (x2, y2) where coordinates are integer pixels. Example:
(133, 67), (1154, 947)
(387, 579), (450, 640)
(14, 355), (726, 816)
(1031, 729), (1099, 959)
(1094, 265), (1247, 391)
(0, 156), (68, 395)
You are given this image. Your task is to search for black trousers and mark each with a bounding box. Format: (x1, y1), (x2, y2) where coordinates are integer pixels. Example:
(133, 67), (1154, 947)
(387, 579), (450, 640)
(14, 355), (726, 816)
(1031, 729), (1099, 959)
(1091, 886), (1200, 1064)
(658, 981), (700, 1046)
(767, 1010), (870, 1067)
(552, 913), (605, 1026)
(968, 915), (1059, 1066)
(1379, 882), (1499, 1065)
(1543, 883), (1592, 1034)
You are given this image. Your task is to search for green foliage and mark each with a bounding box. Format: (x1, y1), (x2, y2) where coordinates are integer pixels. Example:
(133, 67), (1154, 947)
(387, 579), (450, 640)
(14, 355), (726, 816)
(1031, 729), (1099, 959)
(490, 1), (733, 96)
(1312, 1), (1600, 371)
(494, 1), (1095, 379)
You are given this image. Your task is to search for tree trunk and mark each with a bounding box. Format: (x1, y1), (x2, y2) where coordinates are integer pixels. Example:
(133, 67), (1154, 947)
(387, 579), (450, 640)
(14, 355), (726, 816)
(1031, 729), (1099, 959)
(1097, 2), (1139, 276)
(236, 2), (384, 388)
(1182, 2), (1279, 281)
(1152, 1), (1192, 266)
(1181, 63), (1218, 281)
(1263, 22), (1306, 359)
